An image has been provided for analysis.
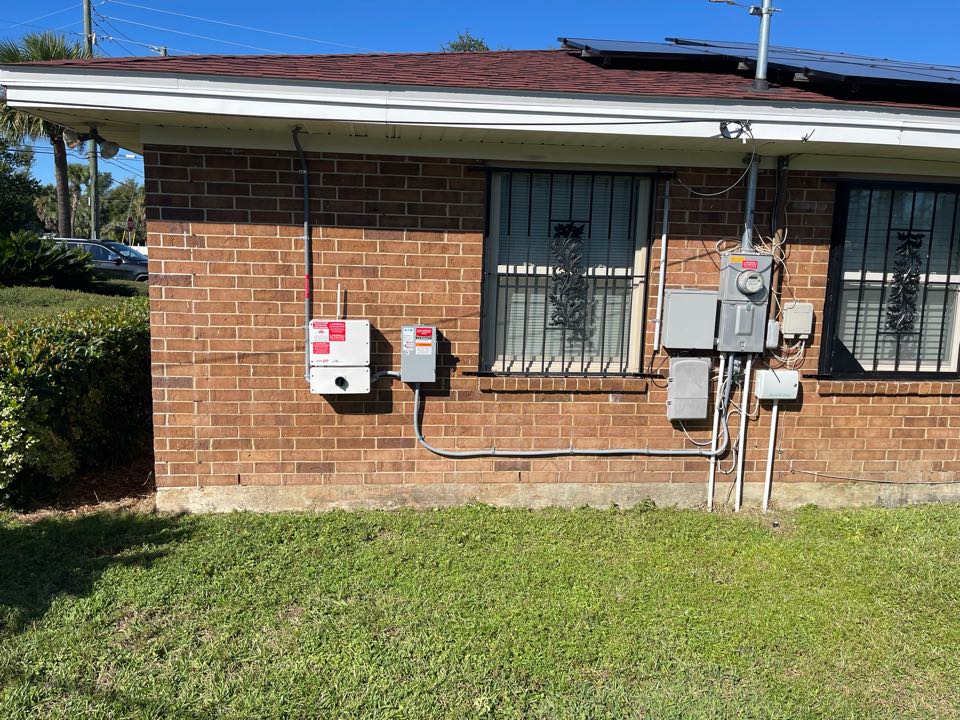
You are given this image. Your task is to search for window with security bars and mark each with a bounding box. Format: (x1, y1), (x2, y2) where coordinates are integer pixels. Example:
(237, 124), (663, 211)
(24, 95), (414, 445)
(480, 170), (651, 375)
(823, 183), (960, 376)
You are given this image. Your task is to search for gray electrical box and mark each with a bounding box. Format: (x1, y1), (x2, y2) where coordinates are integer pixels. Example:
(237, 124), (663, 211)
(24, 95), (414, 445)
(782, 301), (814, 339)
(663, 289), (718, 350)
(400, 325), (437, 383)
(666, 357), (711, 420)
(717, 251), (774, 353)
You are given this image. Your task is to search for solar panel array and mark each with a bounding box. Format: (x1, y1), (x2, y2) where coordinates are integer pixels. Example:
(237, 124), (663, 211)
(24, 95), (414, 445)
(560, 37), (960, 87)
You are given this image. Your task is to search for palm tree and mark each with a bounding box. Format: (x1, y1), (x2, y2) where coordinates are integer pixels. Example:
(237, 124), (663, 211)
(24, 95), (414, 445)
(0, 32), (91, 237)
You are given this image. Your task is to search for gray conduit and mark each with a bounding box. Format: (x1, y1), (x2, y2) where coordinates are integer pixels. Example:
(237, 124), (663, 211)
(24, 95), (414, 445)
(292, 127), (312, 381)
(412, 356), (735, 460)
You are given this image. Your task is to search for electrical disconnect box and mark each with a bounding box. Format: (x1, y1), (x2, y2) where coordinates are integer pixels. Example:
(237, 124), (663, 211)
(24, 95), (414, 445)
(308, 319), (371, 394)
(400, 325), (437, 383)
(666, 357), (711, 420)
(663, 289), (718, 350)
(754, 369), (800, 400)
(717, 251), (774, 353)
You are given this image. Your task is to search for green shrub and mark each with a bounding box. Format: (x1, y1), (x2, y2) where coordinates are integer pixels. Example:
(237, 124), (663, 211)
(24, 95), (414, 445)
(0, 230), (94, 289)
(0, 297), (151, 505)
(0, 285), (125, 323)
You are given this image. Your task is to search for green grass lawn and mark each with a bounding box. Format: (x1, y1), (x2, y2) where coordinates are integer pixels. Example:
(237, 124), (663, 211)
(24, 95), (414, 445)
(2, 505), (959, 719)
(0, 283), (147, 323)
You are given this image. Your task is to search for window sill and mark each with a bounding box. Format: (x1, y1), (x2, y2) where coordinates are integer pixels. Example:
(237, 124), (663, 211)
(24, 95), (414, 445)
(474, 374), (652, 395)
(806, 375), (960, 397)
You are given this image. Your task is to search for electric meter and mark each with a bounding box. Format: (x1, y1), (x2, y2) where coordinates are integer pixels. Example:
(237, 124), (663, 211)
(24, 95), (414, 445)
(736, 270), (765, 295)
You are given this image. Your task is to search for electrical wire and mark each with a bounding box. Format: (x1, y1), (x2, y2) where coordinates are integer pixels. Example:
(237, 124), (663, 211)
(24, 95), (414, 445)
(103, 0), (383, 53)
(99, 15), (285, 54)
(0, 3), (82, 29)
(673, 125), (757, 198)
(786, 461), (960, 485)
(93, 17), (138, 56)
(94, 9), (192, 55)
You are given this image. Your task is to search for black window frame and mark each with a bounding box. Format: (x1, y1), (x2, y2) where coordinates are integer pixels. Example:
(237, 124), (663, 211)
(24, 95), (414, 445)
(821, 179), (960, 380)
(478, 168), (657, 378)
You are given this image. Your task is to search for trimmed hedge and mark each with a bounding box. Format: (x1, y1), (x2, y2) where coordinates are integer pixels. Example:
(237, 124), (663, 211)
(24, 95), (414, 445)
(0, 297), (151, 504)
(0, 286), (125, 323)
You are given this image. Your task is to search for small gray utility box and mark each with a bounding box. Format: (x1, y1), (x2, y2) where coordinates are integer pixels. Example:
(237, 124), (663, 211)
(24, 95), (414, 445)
(666, 357), (711, 420)
(662, 289), (718, 350)
(400, 325), (437, 383)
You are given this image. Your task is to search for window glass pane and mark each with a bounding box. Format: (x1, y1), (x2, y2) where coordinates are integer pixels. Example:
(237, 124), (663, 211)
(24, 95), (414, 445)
(487, 171), (647, 374)
(833, 186), (960, 374)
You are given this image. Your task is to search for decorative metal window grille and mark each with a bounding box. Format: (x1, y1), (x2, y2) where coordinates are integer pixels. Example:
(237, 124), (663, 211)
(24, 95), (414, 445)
(481, 170), (651, 375)
(824, 184), (960, 375)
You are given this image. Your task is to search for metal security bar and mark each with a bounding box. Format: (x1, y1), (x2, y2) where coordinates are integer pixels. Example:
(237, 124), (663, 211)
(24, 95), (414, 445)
(827, 184), (960, 375)
(481, 170), (651, 376)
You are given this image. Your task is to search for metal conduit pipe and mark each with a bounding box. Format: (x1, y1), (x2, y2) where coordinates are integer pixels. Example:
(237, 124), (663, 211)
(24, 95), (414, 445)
(651, 179), (671, 355)
(412, 359), (736, 460)
(741, 159), (759, 253)
(292, 127), (312, 380)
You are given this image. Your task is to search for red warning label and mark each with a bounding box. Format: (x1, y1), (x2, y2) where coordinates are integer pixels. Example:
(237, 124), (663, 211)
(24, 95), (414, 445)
(742, 259), (759, 270)
(328, 321), (346, 342)
(312, 341), (330, 355)
(416, 327), (433, 338)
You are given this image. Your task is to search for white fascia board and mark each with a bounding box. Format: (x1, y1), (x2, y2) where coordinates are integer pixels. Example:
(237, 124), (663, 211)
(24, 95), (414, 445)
(5, 67), (960, 151)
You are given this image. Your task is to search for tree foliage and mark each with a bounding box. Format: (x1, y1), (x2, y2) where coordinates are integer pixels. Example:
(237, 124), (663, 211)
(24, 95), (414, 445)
(441, 30), (490, 53)
(34, 164), (145, 243)
(0, 32), (92, 237)
(0, 139), (40, 236)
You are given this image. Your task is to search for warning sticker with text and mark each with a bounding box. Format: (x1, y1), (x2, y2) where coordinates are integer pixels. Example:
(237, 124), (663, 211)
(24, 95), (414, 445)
(328, 321), (346, 342)
(415, 326), (433, 355)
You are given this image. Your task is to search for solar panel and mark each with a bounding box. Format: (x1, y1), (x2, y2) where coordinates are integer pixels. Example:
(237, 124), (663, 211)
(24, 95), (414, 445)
(671, 38), (960, 85)
(560, 38), (715, 59)
(559, 36), (960, 87)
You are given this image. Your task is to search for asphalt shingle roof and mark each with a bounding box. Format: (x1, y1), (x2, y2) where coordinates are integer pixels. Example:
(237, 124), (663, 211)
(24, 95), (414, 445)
(11, 49), (957, 110)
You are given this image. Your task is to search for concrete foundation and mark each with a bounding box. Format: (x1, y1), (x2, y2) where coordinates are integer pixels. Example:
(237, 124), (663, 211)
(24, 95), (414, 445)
(156, 481), (960, 514)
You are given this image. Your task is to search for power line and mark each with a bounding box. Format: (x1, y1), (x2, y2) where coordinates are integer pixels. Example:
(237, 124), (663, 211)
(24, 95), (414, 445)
(103, 0), (382, 53)
(100, 14), (285, 54)
(0, 3), (81, 29)
(94, 10), (191, 55)
(93, 16), (135, 55)
(0, 17), (86, 36)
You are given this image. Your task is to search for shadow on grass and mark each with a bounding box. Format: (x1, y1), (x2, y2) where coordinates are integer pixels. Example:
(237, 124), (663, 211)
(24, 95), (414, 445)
(0, 512), (187, 634)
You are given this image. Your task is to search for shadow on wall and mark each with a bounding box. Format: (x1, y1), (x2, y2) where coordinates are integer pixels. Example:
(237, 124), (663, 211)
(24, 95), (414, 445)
(324, 327), (459, 415)
(0, 512), (188, 635)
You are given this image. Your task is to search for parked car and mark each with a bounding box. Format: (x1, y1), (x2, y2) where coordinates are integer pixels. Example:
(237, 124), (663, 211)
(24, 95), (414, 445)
(55, 239), (149, 281)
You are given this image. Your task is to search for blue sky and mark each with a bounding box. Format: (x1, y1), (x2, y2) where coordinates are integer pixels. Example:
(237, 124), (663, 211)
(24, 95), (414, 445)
(3, 0), (960, 186)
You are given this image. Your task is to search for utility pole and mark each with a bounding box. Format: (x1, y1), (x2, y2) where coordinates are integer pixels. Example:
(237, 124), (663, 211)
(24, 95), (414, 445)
(83, 0), (99, 240)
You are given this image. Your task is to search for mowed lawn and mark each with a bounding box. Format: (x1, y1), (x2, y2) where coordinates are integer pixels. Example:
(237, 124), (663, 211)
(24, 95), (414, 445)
(2, 505), (959, 719)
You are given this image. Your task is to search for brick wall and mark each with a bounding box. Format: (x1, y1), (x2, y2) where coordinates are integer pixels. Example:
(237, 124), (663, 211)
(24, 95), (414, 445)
(144, 144), (960, 498)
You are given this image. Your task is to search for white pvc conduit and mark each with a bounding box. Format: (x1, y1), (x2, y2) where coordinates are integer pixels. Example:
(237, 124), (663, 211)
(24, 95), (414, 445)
(762, 400), (780, 512)
(706, 353), (727, 511)
(651, 179), (671, 354)
(734, 354), (754, 511)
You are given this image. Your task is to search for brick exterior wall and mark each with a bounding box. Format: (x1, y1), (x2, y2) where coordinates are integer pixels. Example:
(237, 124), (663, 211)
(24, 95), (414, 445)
(144, 144), (960, 498)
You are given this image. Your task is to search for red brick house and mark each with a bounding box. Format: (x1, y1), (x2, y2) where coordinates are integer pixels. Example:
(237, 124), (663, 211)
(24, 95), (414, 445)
(5, 39), (960, 512)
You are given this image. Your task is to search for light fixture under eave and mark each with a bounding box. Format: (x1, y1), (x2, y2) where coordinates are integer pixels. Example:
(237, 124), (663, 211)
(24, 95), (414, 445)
(99, 140), (120, 159)
(62, 127), (81, 149)
(62, 127), (122, 159)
